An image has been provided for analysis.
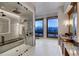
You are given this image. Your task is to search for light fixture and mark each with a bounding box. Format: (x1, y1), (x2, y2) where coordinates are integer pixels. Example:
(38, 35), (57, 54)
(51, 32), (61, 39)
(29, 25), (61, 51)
(65, 4), (73, 13)
(12, 8), (21, 14)
(64, 20), (70, 26)
(70, 20), (73, 26)
(16, 23), (20, 35)
(17, 2), (28, 11)
(17, 2), (20, 5)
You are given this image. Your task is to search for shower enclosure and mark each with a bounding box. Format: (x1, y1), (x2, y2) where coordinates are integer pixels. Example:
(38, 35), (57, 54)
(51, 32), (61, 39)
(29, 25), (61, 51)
(0, 2), (34, 54)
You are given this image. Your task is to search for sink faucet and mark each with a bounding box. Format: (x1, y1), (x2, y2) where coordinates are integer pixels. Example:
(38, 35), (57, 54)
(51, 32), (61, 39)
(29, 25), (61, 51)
(1, 36), (5, 44)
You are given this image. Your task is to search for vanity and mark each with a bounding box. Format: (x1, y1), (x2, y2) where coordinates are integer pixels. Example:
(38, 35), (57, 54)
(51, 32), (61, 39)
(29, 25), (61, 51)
(59, 2), (79, 56)
(59, 35), (79, 56)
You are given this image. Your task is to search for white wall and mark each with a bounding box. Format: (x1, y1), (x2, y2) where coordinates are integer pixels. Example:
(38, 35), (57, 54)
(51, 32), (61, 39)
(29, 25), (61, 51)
(0, 9), (21, 42)
(0, 2), (36, 46)
(0, 2), (35, 54)
(36, 11), (59, 39)
(35, 6), (69, 39)
(58, 6), (69, 35)
(20, 2), (36, 46)
(76, 3), (79, 42)
(43, 18), (47, 38)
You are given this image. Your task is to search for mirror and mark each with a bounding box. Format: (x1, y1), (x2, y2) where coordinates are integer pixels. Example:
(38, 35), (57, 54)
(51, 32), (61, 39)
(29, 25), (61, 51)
(0, 17), (10, 34)
(70, 4), (77, 36)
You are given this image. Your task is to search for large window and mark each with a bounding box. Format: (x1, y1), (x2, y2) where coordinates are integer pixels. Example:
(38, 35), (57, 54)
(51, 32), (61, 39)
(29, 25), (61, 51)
(47, 17), (58, 38)
(35, 19), (43, 37)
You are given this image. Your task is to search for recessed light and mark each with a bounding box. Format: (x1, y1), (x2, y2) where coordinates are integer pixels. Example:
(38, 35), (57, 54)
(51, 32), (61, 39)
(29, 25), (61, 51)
(17, 2), (20, 5)
(17, 2), (22, 6)
(26, 8), (28, 10)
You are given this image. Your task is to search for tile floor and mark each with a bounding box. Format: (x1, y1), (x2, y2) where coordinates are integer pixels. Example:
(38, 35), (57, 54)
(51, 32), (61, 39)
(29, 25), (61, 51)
(23, 38), (62, 56)
(0, 38), (62, 56)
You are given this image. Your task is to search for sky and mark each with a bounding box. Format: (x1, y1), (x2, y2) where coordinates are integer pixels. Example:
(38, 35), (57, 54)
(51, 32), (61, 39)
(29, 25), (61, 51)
(35, 20), (43, 27)
(35, 18), (58, 28)
(48, 18), (58, 27)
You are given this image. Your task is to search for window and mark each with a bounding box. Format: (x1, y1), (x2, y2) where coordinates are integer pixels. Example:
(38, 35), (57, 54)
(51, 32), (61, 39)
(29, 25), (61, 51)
(47, 17), (58, 38)
(35, 19), (44, 37)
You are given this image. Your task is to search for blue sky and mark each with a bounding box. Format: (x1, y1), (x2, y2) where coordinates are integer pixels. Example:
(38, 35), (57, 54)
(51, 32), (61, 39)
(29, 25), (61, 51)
(35, 20), (43, 27)
(48, 18), (58, 27)
(35, 18), (58, 28)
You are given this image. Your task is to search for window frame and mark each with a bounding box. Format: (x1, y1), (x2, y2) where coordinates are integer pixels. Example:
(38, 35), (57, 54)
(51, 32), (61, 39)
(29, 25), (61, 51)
(35, 18), (44, 37)
(47, 16), (58, 38)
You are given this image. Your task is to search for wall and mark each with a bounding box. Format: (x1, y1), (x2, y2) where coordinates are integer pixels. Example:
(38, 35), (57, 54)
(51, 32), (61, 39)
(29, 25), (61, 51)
(58, 6), (69, 35)
(76, 3), (79, 42)
(35, 6), (69, 39)
(43, 18), (47, 38)
(0, 2), (35, 46)
(0, 9), (21, 42)
(0, 2), (35, 54)
(36, 13), (57, 39)
(63, 2), (79, 43)
(20, 2), (36, 46)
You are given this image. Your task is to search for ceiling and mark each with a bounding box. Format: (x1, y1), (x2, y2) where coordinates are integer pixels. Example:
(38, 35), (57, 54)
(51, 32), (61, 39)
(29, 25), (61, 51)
(0, 2), (65, 18)
(33, 2), (64, 18)
(0, 2), (32, 18)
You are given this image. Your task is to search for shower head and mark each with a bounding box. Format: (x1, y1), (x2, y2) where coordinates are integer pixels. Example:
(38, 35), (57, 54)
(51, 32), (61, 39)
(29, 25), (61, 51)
(12, 8), (21, 14)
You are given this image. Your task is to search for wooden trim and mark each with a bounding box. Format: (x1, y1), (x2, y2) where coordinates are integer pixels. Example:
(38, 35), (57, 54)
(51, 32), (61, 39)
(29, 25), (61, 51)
(68, 2), (77, 16)
(67, 2), (77, 33)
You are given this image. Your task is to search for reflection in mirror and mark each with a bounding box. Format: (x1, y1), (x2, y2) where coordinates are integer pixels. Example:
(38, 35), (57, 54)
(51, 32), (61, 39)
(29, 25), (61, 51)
(0, 17), (10, 34)
(69, 4), (77, 37)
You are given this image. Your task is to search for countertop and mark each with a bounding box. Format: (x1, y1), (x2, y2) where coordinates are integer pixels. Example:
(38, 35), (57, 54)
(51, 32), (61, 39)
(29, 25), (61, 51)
(59, 35), (79, 56)
(64, 41), (79, 56)
(0, 37), (24, 46)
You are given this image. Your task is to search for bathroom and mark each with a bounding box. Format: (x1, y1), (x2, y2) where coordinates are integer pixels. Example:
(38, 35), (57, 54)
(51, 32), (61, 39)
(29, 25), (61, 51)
(0, 2), (35, 54)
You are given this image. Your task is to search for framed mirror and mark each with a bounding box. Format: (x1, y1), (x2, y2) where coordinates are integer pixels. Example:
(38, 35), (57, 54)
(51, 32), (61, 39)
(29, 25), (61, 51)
(68, 3), (77, 36)
(0, 17), (10, 34)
